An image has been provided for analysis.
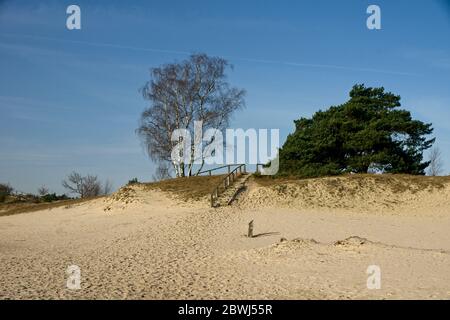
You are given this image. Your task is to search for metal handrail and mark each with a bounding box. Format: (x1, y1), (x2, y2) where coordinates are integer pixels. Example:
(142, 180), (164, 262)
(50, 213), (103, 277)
(210, 164), (246, 207)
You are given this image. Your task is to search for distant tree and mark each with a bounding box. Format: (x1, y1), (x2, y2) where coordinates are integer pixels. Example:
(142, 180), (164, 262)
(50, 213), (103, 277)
(278, 84), (435, 177)
(152, 163), (172, 182)
(62, 172), (103, 198)
(102, 179), (113, 195)
(62, 172), (84, 197)
(0, 183), (13, 195)
(82, 175), (102, 197)
(38, 186), (49, 196)
(427, 146), (444, 176)
(137, 54), (245, 178)
(0, 183), (14, 202)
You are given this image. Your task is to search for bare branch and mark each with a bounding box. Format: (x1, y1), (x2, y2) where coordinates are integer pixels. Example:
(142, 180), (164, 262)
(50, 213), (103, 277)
(152, 162), (172, 182)
(62, 172), (107, 198)
(38, 186), (49, 196)
(428, 146), (444, 176)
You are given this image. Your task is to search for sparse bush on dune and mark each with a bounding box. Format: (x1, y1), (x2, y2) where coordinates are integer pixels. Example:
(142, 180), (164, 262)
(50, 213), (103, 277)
(40, 193), (70, 203)
(0, 183), (70, 205)
(127, 178), (139, 185)
(0, 183), (14, 203)
(2, 193), (40, 204)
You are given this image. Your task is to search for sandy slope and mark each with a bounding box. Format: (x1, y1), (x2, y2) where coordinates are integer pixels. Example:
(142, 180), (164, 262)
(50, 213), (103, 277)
(1, 179), (450, 299)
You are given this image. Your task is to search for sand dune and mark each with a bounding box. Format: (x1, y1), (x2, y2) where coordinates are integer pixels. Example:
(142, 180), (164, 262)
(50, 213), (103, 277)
(239, 175), (450, 216)
(1, 176), (450, 299)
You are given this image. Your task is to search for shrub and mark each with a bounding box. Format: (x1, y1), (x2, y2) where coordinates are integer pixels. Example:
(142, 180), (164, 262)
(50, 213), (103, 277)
(127, 178), (139, 185)
(41, 193), (70, 203)
(0, 183), (13, 203)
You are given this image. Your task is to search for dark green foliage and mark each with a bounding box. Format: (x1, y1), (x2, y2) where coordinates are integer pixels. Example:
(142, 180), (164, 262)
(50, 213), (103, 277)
(0, 183), (13, 203)
(127, 178), (139, 185)
(40, 193), (70, 203)
(278, 84), (434, 177)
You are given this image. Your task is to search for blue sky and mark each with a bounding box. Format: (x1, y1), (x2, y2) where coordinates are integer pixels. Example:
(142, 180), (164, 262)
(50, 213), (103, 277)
(0, 0), (449, 194)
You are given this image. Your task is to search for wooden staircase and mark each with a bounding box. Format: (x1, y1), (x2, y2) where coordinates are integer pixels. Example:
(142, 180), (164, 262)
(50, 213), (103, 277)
(199, 163), (267, 207)
(208, 164), (248, 207)
(215, 173), (249, 207)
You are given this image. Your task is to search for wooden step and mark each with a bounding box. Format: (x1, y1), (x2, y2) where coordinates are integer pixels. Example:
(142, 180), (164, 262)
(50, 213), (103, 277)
(215, 174), (250, 207)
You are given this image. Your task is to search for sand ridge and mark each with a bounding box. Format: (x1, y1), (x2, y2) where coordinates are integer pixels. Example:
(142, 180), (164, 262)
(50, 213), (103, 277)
(237, 175), (450, 216)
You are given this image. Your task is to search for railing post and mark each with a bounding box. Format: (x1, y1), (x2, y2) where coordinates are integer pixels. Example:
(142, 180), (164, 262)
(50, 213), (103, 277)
(209, 170), (211, 176)
(227, 165), (230, 174)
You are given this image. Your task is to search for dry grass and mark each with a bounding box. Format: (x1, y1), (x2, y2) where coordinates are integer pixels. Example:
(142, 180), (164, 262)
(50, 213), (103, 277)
(5, 174), (448, 216)
(254, 174), (450, 194)
(0, 197), (103, 217)
(242, 174), (450, 211)
(1, 175), (227, 216)
(142, 175), (227, 201)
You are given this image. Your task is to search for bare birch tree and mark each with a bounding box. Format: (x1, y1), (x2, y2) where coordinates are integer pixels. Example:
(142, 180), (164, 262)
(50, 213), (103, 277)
(152, 162), (172, 182)
(428, 146), (444, 176)
(137, 54), (245, 177)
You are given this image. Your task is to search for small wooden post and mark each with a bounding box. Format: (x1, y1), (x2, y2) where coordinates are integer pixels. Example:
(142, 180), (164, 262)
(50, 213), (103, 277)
(227, 165), (231, 174)
(248, 220), (254, 238)
(209, 170), (212, 176)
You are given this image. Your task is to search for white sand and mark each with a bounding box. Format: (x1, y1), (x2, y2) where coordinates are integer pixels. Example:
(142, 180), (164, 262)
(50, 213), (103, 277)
(1, 181), (450, 299)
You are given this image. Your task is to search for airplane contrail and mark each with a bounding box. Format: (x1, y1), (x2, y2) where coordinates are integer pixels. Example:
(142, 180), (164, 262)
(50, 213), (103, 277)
(0, 32), (418, 76)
